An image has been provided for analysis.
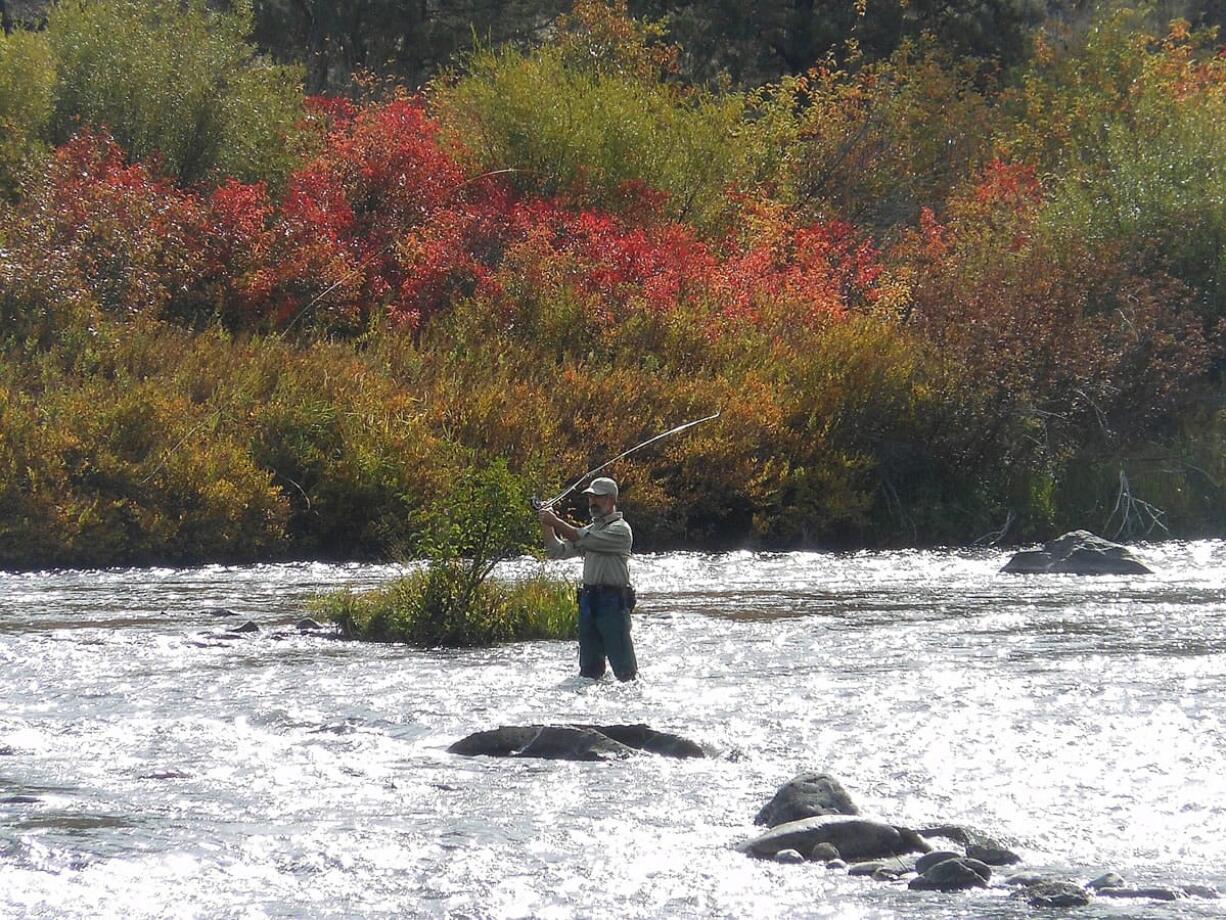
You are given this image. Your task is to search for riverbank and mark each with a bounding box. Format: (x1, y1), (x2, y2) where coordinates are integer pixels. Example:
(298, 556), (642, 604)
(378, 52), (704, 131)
(4, 2), (1226, 571)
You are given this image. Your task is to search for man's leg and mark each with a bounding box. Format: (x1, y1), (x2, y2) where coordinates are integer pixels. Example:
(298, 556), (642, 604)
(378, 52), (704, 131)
(594, 591), (638, 682)
(577, 590), (607, 679)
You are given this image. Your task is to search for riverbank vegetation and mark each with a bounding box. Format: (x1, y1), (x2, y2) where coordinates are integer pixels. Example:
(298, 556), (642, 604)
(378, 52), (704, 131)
(2, 0), (1226, 570)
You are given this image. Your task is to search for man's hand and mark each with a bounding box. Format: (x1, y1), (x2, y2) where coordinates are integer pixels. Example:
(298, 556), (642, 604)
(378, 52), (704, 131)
(538, 507), (561, 529)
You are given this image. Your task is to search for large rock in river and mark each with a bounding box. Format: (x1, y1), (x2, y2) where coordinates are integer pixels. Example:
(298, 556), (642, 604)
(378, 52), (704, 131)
(739, 815), (932, 862)
(448, 724), (710, 761)
(755, 772), (860, 827)
(1001, 531), (1152, 576)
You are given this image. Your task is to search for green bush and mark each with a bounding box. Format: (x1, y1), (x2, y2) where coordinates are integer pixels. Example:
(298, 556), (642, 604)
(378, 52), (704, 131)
(0, 29), (55, 197)
(436, 43), (753, 231)
(44, 0), (304, 187)
(316, 566), (578, 647)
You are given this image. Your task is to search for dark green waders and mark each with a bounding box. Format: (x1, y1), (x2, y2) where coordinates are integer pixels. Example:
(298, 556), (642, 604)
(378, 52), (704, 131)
(577, 585), (637, 681)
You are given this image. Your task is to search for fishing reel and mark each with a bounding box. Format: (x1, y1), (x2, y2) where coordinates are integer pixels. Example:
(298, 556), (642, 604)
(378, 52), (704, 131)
(529, 496), (544, 512)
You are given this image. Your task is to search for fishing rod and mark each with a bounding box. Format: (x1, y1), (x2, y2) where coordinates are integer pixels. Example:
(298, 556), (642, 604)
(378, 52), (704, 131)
(530, 412), (721, 511)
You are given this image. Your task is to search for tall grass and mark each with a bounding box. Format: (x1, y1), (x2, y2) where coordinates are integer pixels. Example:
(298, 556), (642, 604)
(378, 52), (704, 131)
(314, 566), (578, 647)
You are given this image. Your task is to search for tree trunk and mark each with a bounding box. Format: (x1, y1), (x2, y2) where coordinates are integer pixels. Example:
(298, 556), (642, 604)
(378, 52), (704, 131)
(1, 0), (13, 36)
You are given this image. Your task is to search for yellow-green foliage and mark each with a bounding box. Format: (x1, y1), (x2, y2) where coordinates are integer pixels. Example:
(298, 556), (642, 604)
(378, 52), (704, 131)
(44, 0), (304, 186)
(0, 29), (55, 197)
(436, 44), (754, 231)
(316, 567), (578, 647)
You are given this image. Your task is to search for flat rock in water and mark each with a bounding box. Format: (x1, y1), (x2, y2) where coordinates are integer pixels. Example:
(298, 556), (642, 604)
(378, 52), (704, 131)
(1184, 884), (1220, 899)
(447, 724), (708, 761)
(205, 607), (239, 617)
(0, 795), (40, 804)
(138, 769), (192, 780)
(1097, 886), (1183, 901)
(1016, 880), (1092, 908)
(755, 772), (860, 827)
(1000, 530), (1152, 575)
(740, 815), (932, 862)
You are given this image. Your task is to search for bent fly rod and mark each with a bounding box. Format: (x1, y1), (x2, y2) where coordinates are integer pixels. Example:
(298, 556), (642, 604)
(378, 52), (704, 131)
(530, 412), (720, 511)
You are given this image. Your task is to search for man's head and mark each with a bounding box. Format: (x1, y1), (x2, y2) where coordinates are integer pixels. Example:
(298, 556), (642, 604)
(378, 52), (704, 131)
(583, 477), (618, 517)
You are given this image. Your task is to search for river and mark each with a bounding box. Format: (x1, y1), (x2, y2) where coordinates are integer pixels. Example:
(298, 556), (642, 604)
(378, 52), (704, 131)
(1, 543), (1224, 918)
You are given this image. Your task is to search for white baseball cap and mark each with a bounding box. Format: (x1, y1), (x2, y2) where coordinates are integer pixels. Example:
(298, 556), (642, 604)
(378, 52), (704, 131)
(582, 477), (618, 498)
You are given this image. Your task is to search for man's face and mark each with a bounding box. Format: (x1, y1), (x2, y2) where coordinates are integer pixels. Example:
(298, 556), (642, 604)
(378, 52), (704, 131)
(588, 494), (614, 517)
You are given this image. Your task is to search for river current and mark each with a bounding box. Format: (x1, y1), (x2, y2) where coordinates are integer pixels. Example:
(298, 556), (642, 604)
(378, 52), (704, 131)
(1, 543), (1224, 919)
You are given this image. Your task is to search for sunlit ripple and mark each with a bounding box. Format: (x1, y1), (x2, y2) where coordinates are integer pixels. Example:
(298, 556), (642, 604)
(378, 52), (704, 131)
(2, 543), (1225, 918)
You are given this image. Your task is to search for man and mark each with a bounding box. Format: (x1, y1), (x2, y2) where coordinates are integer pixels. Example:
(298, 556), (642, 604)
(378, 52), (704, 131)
(538, 477), (637, 681)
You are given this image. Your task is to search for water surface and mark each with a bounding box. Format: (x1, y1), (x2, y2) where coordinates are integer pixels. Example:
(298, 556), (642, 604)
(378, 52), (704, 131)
(2, 543), (1224, 918)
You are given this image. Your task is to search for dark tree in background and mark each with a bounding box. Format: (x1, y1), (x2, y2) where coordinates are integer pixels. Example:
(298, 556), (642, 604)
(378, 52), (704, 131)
(250, 0), (569, 93)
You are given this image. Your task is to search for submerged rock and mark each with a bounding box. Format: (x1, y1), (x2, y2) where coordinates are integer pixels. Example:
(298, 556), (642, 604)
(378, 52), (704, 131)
(755, 772), (860, 827)
(296, 618), (327, 632)
(448, 724), (709, 761)
(1000, 530), (1152, 576)
(205, 607), (239, 617)
(138, 769), (191, 780)
(0, 795), (40, 804)
(1016, 879), (1092, 908)
(740, 815), (932, 862)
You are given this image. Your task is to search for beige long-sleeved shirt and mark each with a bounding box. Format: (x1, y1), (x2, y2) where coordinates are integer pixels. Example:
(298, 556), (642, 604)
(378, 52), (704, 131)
(544, 510), (633, 587)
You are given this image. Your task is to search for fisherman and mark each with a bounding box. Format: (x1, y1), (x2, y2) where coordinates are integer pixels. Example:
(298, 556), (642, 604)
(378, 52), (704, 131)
(538, 477), (637, 682)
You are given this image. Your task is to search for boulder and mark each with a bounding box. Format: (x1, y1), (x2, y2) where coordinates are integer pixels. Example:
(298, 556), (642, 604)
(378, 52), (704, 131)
(739, 815), (932, 862)
(915, 851), (964, 874)
(1016, 880), (1092, 908)
(1086, 871), (1125, 891)
(754, 772), (860, 827)
(0, 745), (15, 756)
(918, 824), (1020, 865)
(773, 849), (806, 864)
(825, 859), (847, 870)
(1000, 530), (1152, 576)
(296, 618), (327, 632)
(228, 620), (261, 634)
(909, 857), (990, 892)
(809, 843), (841, 862)
(447, 724), (709, 761)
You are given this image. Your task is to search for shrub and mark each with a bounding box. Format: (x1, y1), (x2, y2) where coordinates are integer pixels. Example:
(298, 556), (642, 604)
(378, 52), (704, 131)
(436, 33), (753, 232)
(44, 0), (303, 187)
(0, 29), (55, 197)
